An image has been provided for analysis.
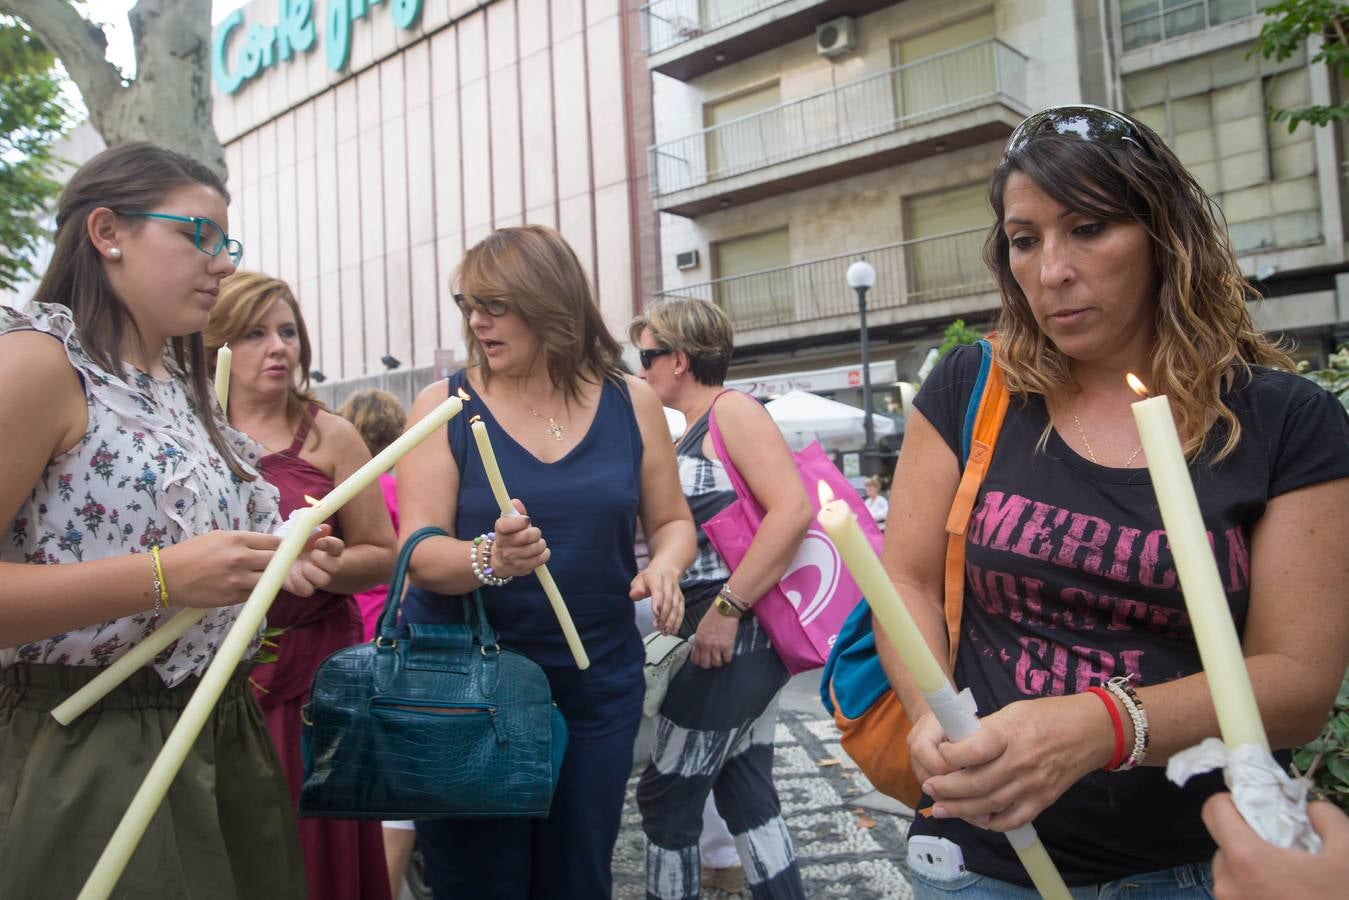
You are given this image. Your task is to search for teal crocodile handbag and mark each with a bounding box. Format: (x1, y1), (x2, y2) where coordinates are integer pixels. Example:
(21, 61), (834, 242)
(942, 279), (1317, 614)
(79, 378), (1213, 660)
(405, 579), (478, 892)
(299, 525), (568, 819)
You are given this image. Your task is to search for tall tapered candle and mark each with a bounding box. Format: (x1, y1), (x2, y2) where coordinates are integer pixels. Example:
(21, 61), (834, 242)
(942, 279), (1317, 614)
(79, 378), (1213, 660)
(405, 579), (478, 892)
(1127, 376), (1268, 752)
(816, 482), (1072, 900)
(213, 345), (232, 409)
(75, 396), (465, 900)
(469, 417), (589, 670)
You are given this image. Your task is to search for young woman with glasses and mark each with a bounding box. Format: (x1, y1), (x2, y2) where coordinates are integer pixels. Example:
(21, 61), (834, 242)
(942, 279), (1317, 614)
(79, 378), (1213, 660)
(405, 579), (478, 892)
(885, 106), (1349, 896)
(396, 225), (696, 899)
(0, 142), (344, 897)
(628, 297), (812, 900)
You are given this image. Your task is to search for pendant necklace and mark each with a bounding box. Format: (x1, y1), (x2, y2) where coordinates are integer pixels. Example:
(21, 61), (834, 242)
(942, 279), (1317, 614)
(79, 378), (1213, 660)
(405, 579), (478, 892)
(525, 401), (565, 441)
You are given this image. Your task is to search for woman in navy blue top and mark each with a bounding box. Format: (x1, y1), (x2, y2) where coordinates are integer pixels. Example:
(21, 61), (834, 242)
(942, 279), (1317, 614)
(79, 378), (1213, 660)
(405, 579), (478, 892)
(397, 225), (697, 900)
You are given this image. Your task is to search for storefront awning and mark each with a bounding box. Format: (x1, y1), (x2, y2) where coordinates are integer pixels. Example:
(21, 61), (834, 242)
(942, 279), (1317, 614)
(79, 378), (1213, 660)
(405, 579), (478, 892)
(725, 361), (898, 399)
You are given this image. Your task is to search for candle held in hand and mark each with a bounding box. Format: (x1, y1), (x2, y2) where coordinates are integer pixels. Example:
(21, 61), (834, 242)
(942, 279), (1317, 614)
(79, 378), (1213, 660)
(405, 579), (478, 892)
(213, 345), (232, 410)
(1127, 375), (1268, 752)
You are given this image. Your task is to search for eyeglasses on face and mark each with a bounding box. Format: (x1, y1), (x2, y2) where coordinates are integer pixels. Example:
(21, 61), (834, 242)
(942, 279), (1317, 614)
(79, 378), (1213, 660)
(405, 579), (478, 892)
(121, 212), (243, 264)
(1003, 105), (1146, 158)
(454, 292), (511, 318)
(639, 347), (674, 370)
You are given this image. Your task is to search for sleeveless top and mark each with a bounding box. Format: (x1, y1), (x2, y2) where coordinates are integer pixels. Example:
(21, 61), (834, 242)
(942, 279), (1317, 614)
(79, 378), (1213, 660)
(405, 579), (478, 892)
(249, 403), (356, 705)
(675, 410), (734, 592)
(402, 370), (645, 668)
(0, 303), (280, 686)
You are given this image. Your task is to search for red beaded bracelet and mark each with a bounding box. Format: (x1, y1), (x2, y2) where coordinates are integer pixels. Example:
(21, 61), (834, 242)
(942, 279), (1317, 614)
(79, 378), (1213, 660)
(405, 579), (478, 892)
(1087, 686), (1125, 771)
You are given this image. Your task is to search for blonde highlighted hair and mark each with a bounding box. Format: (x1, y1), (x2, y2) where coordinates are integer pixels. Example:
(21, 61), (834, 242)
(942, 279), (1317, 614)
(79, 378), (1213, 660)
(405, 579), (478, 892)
(628, 297), (734, 386)
(339, 389), (406, 457)
(985, 112), (1292, 461)
(205, 271), (322, 445)
(458, 225), (623, 398)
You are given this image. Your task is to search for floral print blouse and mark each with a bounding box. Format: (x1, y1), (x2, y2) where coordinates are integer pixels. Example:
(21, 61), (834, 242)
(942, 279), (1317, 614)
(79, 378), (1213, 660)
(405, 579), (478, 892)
(0, 303), (280, 686)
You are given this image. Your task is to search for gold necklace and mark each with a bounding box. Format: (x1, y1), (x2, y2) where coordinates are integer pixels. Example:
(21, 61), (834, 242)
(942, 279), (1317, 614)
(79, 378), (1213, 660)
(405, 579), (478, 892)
(1072, 411), (1142, 467)
(525, 402), (565, 441)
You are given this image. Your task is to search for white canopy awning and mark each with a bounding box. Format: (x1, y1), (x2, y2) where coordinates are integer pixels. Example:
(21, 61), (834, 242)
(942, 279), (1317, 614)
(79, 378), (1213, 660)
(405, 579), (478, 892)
(764, 390), (896, 452)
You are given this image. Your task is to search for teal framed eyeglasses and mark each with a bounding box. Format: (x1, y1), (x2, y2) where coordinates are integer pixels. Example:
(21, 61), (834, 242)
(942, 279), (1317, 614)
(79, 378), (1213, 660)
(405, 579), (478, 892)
(121, 212), (244, 264)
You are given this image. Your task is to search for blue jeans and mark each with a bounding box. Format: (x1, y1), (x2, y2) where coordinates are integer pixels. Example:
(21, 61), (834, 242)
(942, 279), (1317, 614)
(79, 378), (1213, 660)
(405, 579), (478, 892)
(908, 861), (1214, 899)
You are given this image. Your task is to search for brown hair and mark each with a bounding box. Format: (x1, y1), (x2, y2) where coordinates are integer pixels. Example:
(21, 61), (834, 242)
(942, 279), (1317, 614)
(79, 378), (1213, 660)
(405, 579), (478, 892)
(458, 225), (623, 398)
(205, 271), (322, 446)
(338, 389), (407, 456)
(33, 141), (253, 479)
(628, 297), (734, 386)
(984, 114), (1293, 461)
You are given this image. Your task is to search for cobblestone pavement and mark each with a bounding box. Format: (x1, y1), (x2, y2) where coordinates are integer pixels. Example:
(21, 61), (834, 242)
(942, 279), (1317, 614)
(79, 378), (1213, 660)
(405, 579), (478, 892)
(613, 674), (916, 899)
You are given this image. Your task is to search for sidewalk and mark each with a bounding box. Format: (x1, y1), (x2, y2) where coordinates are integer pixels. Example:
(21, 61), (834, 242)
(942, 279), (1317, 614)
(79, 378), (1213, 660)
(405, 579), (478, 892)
(613, 671), (917, 898)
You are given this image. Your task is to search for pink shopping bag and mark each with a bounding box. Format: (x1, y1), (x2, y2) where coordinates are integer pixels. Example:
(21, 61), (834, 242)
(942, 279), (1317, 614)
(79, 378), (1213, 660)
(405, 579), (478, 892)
(702, 399), (882, 673)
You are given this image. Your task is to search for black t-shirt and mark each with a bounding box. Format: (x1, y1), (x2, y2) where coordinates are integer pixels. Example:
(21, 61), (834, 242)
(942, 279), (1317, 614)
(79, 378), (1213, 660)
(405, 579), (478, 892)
(908, 344), (1349, 886)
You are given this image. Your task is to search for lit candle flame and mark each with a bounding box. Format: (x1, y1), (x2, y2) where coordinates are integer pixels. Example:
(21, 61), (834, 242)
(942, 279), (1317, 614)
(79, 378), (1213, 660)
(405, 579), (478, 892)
(457, 387), (471, 401)
(817, 480), (835, 506)
(1126, 373), (1150, 398)
(303, 494), (323, 507)
(469, 414), (483, 425)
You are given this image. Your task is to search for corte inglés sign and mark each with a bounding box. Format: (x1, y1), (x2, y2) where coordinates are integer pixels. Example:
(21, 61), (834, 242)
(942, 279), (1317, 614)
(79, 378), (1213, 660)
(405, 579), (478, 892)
(213, 0), (425, 95)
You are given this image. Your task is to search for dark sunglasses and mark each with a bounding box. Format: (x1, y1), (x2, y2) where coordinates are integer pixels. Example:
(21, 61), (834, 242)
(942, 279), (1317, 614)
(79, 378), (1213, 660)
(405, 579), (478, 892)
(639, 347), (674, 369)
(454, 292), (510, 318)
(1004, 105), (1146, 158)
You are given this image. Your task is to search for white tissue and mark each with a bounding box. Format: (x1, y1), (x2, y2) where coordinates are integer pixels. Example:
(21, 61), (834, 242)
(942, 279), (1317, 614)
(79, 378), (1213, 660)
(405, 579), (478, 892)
(1167, 738), (1322, 852)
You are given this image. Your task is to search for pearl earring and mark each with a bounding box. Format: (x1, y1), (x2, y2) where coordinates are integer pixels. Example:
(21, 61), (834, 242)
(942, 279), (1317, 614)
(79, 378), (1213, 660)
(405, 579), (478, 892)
(107, 247), (122, 260)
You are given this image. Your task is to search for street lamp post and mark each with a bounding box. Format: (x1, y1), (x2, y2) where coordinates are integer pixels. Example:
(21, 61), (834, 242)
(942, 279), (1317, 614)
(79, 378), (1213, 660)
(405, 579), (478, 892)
(846, 258), (878, 466)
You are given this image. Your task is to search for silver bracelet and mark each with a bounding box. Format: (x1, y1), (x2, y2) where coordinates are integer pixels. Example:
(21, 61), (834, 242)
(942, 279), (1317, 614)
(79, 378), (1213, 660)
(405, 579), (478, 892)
(1104, 675), (1148, 771)
(470, 533), (512, 587)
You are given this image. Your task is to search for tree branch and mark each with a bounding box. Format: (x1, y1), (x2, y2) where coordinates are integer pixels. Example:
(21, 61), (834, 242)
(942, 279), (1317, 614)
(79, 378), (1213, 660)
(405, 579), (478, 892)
(0, 0), (125, 114)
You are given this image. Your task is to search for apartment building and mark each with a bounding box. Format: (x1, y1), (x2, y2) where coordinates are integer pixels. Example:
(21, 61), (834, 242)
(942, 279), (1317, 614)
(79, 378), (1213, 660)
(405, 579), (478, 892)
(643, 0), (1348, 419)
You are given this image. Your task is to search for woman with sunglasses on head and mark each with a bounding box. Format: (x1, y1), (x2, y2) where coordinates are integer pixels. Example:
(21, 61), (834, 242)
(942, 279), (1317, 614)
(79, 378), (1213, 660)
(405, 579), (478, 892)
(628, 298), (810, 900)
(396, 225), (696, 899)
(0, 142), (345, 897)
(886, 106), (1349, 896)
(205, 272), (398, 900)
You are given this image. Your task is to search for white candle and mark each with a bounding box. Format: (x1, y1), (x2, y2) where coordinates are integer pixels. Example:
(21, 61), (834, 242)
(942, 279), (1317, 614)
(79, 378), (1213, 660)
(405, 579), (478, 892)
(816, 483), (1071, 900)
(213, 345), (232, 410)
(75, 397), (464, 900)
(1129, 380), (1269, 752)
(469, 417), (589, 670)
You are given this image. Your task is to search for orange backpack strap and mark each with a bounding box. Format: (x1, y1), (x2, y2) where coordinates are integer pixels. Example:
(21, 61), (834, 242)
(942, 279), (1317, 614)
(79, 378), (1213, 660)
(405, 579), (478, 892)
(941, 339), (1009, 669)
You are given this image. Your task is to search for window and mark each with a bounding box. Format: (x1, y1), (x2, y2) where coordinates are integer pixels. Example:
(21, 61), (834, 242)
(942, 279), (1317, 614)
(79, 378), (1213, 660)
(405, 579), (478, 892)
(1120, 0), (1280, 52)
(892, 12), (996, 123)
(1126, 45), (1320, 253)
(703, 82), (783, 179)
(902, 183), (992, 302)
(711, 227), (791, 325)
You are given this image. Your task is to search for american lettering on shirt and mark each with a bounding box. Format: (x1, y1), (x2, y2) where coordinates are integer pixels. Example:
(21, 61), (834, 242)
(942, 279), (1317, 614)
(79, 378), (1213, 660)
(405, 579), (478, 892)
(963, 491), (1252, 698)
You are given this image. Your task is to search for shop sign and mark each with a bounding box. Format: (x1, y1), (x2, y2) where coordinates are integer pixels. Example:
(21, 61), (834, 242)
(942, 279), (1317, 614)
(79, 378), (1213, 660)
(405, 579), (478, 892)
(213, 0), (425, 95)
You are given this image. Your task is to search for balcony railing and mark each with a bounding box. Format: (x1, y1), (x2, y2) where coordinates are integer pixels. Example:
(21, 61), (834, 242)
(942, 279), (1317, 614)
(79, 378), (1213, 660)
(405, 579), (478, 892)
(641, 0), (788, 55)
(1120, 0), (1275, 51)
(654, 227), (994, 332)
(649, 40), (1028, 198)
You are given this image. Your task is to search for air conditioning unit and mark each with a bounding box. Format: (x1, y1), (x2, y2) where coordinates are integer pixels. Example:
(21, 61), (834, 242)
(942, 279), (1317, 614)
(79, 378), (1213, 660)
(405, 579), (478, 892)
(675, 249), (700, 270)
(816, 17), (857, 58)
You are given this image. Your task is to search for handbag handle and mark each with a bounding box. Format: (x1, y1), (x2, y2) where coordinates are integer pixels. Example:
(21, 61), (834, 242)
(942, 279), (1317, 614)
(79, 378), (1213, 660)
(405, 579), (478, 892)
(705, 390), (756, 507)
(375, 525), (449, 643)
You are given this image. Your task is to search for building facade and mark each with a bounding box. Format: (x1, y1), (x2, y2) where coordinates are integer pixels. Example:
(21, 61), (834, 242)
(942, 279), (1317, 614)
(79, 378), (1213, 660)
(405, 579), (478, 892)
(643, 0), (1349, 421)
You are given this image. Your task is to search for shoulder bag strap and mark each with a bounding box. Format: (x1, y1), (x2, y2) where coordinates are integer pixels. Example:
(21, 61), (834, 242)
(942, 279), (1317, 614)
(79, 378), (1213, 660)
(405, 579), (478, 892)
(375, 525), (449, 642)
(705, 389), (754, 503)
(941, 339), (1010, 668)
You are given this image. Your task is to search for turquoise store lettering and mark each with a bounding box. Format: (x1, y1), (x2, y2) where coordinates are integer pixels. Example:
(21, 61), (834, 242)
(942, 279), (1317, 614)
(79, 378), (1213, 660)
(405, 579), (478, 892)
(213, 0), (424, 96)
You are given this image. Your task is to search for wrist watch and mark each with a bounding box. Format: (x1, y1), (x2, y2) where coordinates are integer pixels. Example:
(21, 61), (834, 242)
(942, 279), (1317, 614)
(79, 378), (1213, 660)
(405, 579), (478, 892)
(713, 592), (744, 619)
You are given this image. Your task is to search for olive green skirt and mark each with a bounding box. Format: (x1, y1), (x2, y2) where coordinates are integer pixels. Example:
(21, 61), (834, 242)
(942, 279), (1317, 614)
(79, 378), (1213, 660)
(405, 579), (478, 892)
(0, 663), (305, 899)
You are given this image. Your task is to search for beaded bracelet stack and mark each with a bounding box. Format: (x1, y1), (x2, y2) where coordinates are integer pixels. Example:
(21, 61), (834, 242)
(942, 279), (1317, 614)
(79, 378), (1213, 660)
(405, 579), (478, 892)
(1104, 674), (1149, 771)
(470, 532), (513, 587)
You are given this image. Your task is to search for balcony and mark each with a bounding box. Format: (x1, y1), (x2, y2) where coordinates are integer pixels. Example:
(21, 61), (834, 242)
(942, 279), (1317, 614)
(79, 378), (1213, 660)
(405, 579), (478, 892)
(650, 40), (1029, 217)
(642, 0), (903, 81)
(654, 227), (998, 344)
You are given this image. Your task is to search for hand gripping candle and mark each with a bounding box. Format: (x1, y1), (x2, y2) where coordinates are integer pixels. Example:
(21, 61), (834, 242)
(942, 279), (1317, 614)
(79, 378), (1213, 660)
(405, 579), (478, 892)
(469, 415), (589, 670)
(75, 395), (465, 900)
(816, 482), (1071, 900)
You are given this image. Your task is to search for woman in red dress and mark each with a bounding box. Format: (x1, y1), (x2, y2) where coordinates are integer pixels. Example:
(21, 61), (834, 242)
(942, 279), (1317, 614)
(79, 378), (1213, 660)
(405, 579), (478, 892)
(207, 271), (398, 900)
